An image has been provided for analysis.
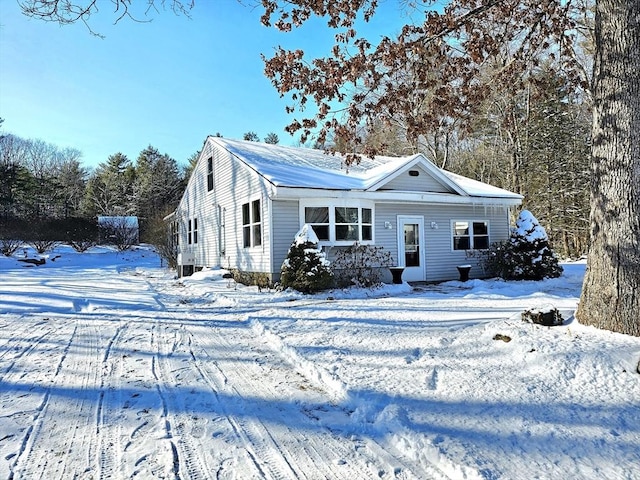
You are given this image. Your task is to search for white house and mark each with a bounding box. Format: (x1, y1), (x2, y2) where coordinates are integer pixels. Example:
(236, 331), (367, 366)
(168, 137), (523, 282)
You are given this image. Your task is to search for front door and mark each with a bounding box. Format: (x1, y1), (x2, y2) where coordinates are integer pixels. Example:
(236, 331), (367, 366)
(397, 216), (425, 282)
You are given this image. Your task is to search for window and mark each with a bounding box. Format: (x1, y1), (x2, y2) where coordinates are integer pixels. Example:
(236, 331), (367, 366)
(218, 205), (226, 256)
(207, 157), (214, 192)
(171, 220), (179, 247)
(188, 218), (198, 244)
(243, 200), (261, 248)
(453, 221), (489, 250)
(335, 207), (359, 241)
(301, 202), (374, 244)
(305, 207), (330, 241)
(193, 217), (198, 244)
(361, 208), (373, 241)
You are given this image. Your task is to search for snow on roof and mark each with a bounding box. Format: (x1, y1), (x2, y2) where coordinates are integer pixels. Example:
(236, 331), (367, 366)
(213, 137), (402, 190)
(442, 171), (523, 199)
(97, 216), (139, 227)
(212, 137), (521, 199)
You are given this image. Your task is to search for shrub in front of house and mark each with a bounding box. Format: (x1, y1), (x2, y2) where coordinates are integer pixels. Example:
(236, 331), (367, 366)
(280, 224), (333, 294)
(331, 243), (394, 288)
(479, 209), (563, 280)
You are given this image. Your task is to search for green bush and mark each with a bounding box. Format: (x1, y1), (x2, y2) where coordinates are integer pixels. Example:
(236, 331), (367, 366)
(280, 225), (333, 293)
(476, 210), (563, 280)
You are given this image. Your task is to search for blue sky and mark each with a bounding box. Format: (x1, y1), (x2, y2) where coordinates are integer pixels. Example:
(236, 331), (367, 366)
(0, 0), (405, 169)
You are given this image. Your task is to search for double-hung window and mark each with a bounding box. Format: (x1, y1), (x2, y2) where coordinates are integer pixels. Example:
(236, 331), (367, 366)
(302, 202), (374, 244)
(452, 221), (489, 250)
(335, 207), (359, 241)
(171, 220), (179, 247)
(188, 218), (198, 245)
(305, 207), (330, 241)
(193, 218), (198, 244)
(242, 200), (262, 248)
(207, 157), (214, 192)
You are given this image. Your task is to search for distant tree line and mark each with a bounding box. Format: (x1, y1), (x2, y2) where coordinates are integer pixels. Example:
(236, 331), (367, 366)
(0, 126), (187, 247)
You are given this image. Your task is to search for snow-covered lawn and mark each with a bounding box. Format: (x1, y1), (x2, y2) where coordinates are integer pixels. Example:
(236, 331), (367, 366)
(0, 245), (638, 479)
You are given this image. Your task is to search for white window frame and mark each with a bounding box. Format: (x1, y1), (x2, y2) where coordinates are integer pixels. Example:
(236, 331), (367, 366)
(207, 157), (214, 192)
(242, 199), (262, 248)
(194, 217), (198, 244)
(451, 220), (489, 251)
(300, 200), (375, 245)
(218, 205), (226, 256)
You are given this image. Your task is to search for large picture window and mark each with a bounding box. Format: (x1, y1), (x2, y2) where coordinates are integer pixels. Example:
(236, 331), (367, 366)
(243, 200), (262, 248)
(452, 220), (489, 250)
(302, 202), (374, 244)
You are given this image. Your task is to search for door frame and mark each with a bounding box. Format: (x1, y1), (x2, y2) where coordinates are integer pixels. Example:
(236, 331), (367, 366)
(396, 215), (425, 282)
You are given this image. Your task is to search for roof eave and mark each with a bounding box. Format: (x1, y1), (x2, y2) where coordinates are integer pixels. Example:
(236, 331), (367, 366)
(271, 186), (523, 206)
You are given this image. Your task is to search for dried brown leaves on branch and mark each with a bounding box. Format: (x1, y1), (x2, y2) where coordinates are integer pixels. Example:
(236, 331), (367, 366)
(262, 0), (588, 161)
(21, 0), (589, 160)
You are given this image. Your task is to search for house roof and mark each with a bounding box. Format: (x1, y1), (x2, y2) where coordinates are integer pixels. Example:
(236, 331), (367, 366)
(210, 137), (522, 201)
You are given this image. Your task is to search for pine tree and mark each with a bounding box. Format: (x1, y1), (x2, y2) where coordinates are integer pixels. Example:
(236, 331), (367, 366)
(481, 210), (563, 281)
(280, 224), (333, 293)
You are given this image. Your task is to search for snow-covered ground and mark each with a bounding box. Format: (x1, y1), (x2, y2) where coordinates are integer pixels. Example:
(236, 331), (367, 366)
(0, 245), (638, 480)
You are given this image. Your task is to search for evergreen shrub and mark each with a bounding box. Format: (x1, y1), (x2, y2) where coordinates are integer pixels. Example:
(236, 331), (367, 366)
(280, 225), (333, 293)
(477, 210), (563, 280)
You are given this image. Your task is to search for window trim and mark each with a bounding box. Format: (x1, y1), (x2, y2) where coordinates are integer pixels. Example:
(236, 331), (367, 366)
(300, 200), (375, 245)
(218, 205), (226, 256)
(207, 157), (214, 192)
(451, 220), (489, 251)
(242, 199), (262, 248)
(193, 217), (198, 244)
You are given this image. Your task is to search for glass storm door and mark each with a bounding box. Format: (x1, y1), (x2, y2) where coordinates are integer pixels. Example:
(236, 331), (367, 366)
(397, 216), (425, 281)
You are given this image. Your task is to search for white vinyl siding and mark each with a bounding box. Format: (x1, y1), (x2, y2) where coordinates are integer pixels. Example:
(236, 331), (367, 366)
(374, 203), (510, 282)
(381, 165), (454, 193)
(271, 200), (301, 279)
(175, 139), (273, 274)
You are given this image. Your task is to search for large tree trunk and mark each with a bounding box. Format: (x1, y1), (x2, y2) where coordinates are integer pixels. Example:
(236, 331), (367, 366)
(576, 0), (640, 336)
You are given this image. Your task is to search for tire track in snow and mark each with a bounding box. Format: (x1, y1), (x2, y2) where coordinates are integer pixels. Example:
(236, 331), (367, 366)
(0, 327), (54, 383)
(7, 322), (79, 480)
(170, 322), (297, 480)
(150, 320), (241, 480)
(95, 321), (129, 480)
(179, 313), (412, 480)
(249, 313), (455, 480)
